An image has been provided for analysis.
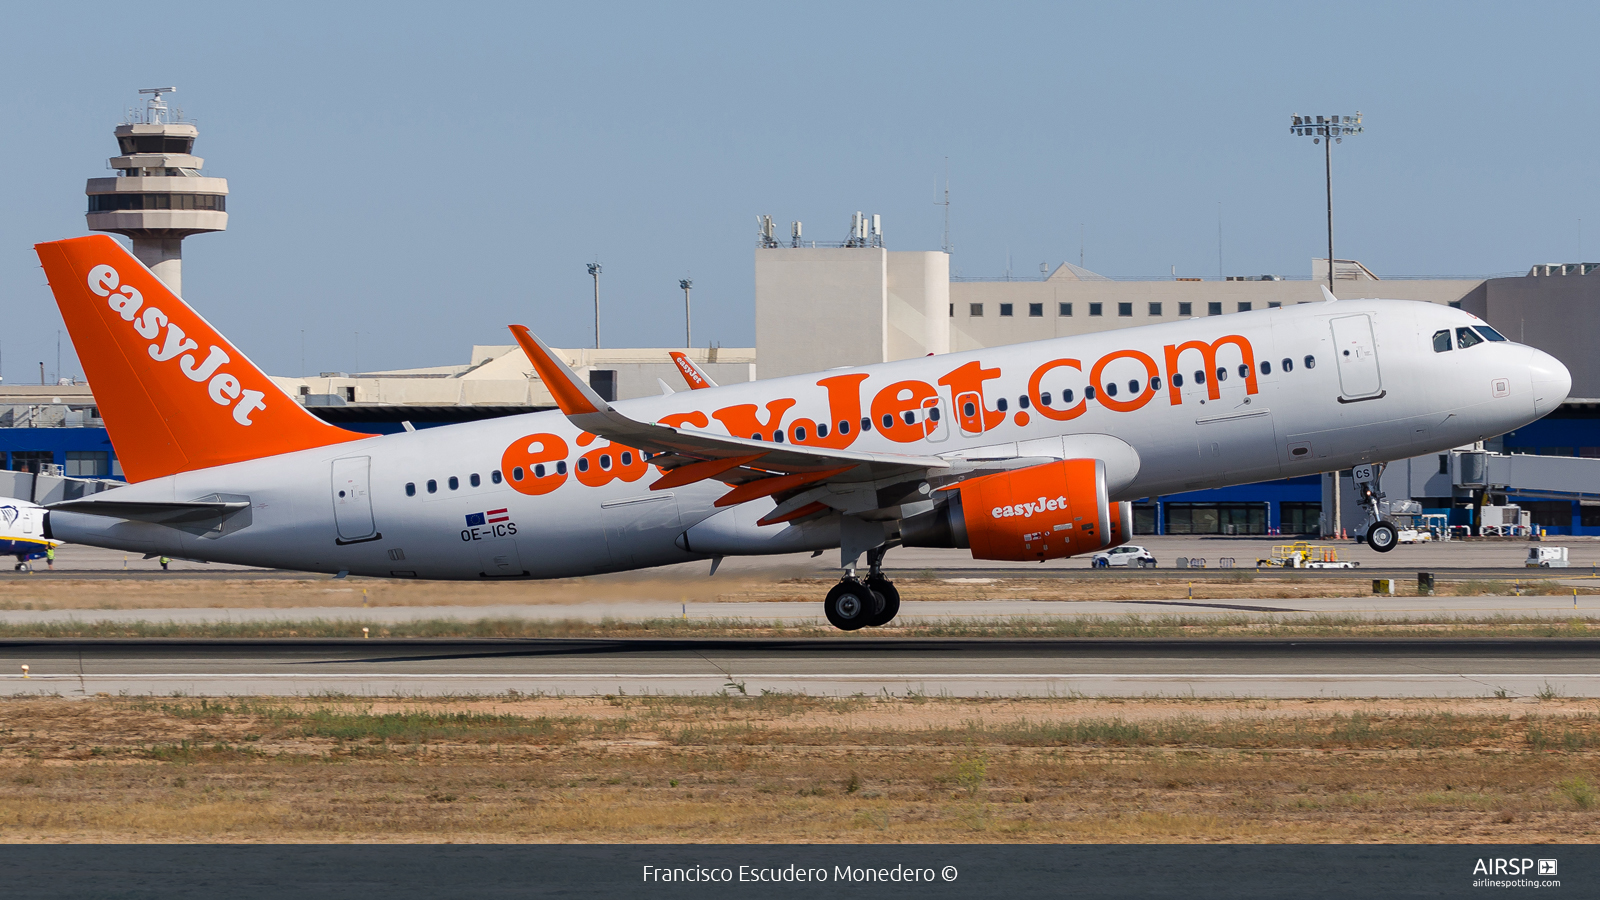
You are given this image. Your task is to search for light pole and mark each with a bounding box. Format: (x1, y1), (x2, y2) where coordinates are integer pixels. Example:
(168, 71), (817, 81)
(587, 262), (602, 349)
(679, 278), (693, 347)
(1290, 112), (1362, 291)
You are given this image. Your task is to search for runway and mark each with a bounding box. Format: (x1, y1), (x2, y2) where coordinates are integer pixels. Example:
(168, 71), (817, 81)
(4, 637), (1597, 699)
(0, 594), (1595, 626)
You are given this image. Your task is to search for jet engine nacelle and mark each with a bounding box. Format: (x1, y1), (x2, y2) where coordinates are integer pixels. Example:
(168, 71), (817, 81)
(902, 459), (1132, 561)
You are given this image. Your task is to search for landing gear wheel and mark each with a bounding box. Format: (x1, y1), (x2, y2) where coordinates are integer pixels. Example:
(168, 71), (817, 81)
(1093, 557), (1109, 569)
(864, 576), (900, 627)
(1366, 520), (1399, 553)
(824, 579), (875, 631)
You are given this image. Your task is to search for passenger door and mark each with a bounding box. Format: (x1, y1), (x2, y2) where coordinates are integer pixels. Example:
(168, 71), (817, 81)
(330, 456), (378, 543)
(1329, 314), (1383, 401)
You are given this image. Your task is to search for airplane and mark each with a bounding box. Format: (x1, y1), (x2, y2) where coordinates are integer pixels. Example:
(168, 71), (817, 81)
(0, 497), (57, 570)
(33, 235), (1570, 629)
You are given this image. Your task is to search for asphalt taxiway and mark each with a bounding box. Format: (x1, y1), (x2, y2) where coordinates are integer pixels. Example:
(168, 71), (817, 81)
(3, 638), (1596, 699)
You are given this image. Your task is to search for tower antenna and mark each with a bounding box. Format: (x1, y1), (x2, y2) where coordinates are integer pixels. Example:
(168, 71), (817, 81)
(936, 158), (952, 256)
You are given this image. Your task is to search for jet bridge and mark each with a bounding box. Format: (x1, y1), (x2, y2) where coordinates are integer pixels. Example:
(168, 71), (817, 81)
(1330, 449), (1600, 538)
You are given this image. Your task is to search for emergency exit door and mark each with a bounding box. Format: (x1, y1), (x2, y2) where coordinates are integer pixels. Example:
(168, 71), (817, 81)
(1329, 314), (1384, 401)
(331, 456), (378, 543)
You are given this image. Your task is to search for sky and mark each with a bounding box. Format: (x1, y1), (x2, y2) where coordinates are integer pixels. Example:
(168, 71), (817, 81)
(2, 1), (1597, 382)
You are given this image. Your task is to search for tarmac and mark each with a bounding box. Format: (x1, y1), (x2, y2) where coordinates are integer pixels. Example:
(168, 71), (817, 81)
(2, 638), (1595, 700)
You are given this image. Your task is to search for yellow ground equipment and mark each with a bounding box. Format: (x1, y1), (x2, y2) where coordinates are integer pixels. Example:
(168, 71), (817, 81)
(1256, 542), (1361, 569)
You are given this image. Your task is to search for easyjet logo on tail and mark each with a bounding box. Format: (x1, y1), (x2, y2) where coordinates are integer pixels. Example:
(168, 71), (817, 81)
(87, 264), (267, 426)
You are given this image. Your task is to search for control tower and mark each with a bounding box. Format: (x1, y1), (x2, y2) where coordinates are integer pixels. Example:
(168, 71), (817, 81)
(84, 88), (227, 296)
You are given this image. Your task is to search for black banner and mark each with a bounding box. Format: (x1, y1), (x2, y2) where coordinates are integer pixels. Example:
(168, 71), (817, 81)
(0, 844), (1590, 898)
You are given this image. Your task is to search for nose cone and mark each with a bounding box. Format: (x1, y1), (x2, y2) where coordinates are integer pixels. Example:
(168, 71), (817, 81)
(1530, 348), (1571, 417)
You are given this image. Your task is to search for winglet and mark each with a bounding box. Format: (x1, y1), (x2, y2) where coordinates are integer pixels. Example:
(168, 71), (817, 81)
(508, 325), (609, 416)
(1321, 285), (1339, 303)
(669, 351), (718, 389)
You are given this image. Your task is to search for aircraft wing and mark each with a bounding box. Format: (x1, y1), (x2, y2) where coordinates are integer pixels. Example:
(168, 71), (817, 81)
(511, 325), (953, 509)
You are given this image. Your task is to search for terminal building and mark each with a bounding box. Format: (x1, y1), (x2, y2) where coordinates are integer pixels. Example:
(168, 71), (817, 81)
(9, 94), (1600, 536)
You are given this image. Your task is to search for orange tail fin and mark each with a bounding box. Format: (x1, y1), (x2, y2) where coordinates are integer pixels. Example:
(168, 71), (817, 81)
(668, 351), (718, 389)
(35, 235), (367, 482)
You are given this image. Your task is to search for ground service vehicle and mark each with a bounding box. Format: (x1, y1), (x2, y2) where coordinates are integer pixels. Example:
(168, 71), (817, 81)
(1257, 542), (1360, 569)
(1526, 546), (1569, 567)
(34, 236), (1570, 629)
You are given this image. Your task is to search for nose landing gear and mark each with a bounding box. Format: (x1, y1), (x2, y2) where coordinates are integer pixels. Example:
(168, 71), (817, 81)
(823, 544), (900, 631)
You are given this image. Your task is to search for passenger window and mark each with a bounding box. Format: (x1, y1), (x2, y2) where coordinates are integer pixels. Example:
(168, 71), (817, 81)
(1432, 330), (1452, 352)
(1456, 327), (1484, 349)
(793, 427), (806, 442)
(1476, 325), (1508, 341)
(1062, 389), (1074, 404)
(1216, 367), (1227, 382)
(838, 420), (850, 435)
(861, 417), (872, 432)
(512, 467), (524, 481)
(1105, 382), (1118, 397)
(773, 431), (785, 443)
(1260, 361), (1272, 375)
(1128, 379), (1140, 394)
(1304, 355), (1316, 369)
(903, 410), (917, 425)
(1194, 370), (1205, 384)
(817, 423), (829, 437)
(996, 397), (1008, 412)
(928, 406), (940, 421)
(600, 454), (612, 469)
(1018, 395), (1029, 409)
(470, 473), (480, 487)
(492, 470), (502, 484)
(1282, 357), (1293, 372)
(556, 461), (567, 474)
(405, 482), (416, 497)
(1173, 373), (1184, 387)
(1085, 386), (1096, 400)
(534, 464), (545, 478)
(448, 476), (459, 490)
(426, 479), (437, 493)
(882, 414), (894, 429)
(961, 401), (976, 417)
(1041, 392), (1053, 406)
(1151, 376), (1162, 391)
(577, 458), (590, 472)
(1238, 364), (1249, 379)
(621, 451), (633, 466)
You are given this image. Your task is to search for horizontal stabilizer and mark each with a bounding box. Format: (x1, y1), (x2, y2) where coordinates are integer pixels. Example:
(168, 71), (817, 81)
(49, 498), (250, 527)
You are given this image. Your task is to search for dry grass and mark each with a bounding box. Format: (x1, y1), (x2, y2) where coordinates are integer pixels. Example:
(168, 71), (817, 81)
(2, 695), (1599, 843)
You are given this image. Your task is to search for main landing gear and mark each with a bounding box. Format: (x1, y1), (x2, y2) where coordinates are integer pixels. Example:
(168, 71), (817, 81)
(823, 545), (900, 631)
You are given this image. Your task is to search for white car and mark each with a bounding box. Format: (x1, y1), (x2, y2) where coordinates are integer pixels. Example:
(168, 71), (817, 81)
(1091, 545), (1157, 568)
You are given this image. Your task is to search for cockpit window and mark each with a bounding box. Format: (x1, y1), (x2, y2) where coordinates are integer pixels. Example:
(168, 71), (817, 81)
(1475, 325), (1508, 342)
(1456, 327), (1484, 349)
(1432, 330), (1452, 352)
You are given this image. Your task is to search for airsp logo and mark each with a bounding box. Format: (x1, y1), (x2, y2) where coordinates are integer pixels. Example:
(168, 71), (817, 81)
(1472, 858), (1551, 876)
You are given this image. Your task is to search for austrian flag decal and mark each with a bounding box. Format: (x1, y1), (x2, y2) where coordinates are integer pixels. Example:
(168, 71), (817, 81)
(461, 509), (517, 542)
(464, 509), (510, 527)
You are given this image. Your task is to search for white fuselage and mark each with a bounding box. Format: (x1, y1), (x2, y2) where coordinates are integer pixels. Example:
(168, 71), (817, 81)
(51, 300), (1568, 578)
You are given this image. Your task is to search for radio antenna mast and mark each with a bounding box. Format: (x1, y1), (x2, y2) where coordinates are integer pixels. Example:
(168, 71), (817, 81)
(936, 158), (952, 256)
